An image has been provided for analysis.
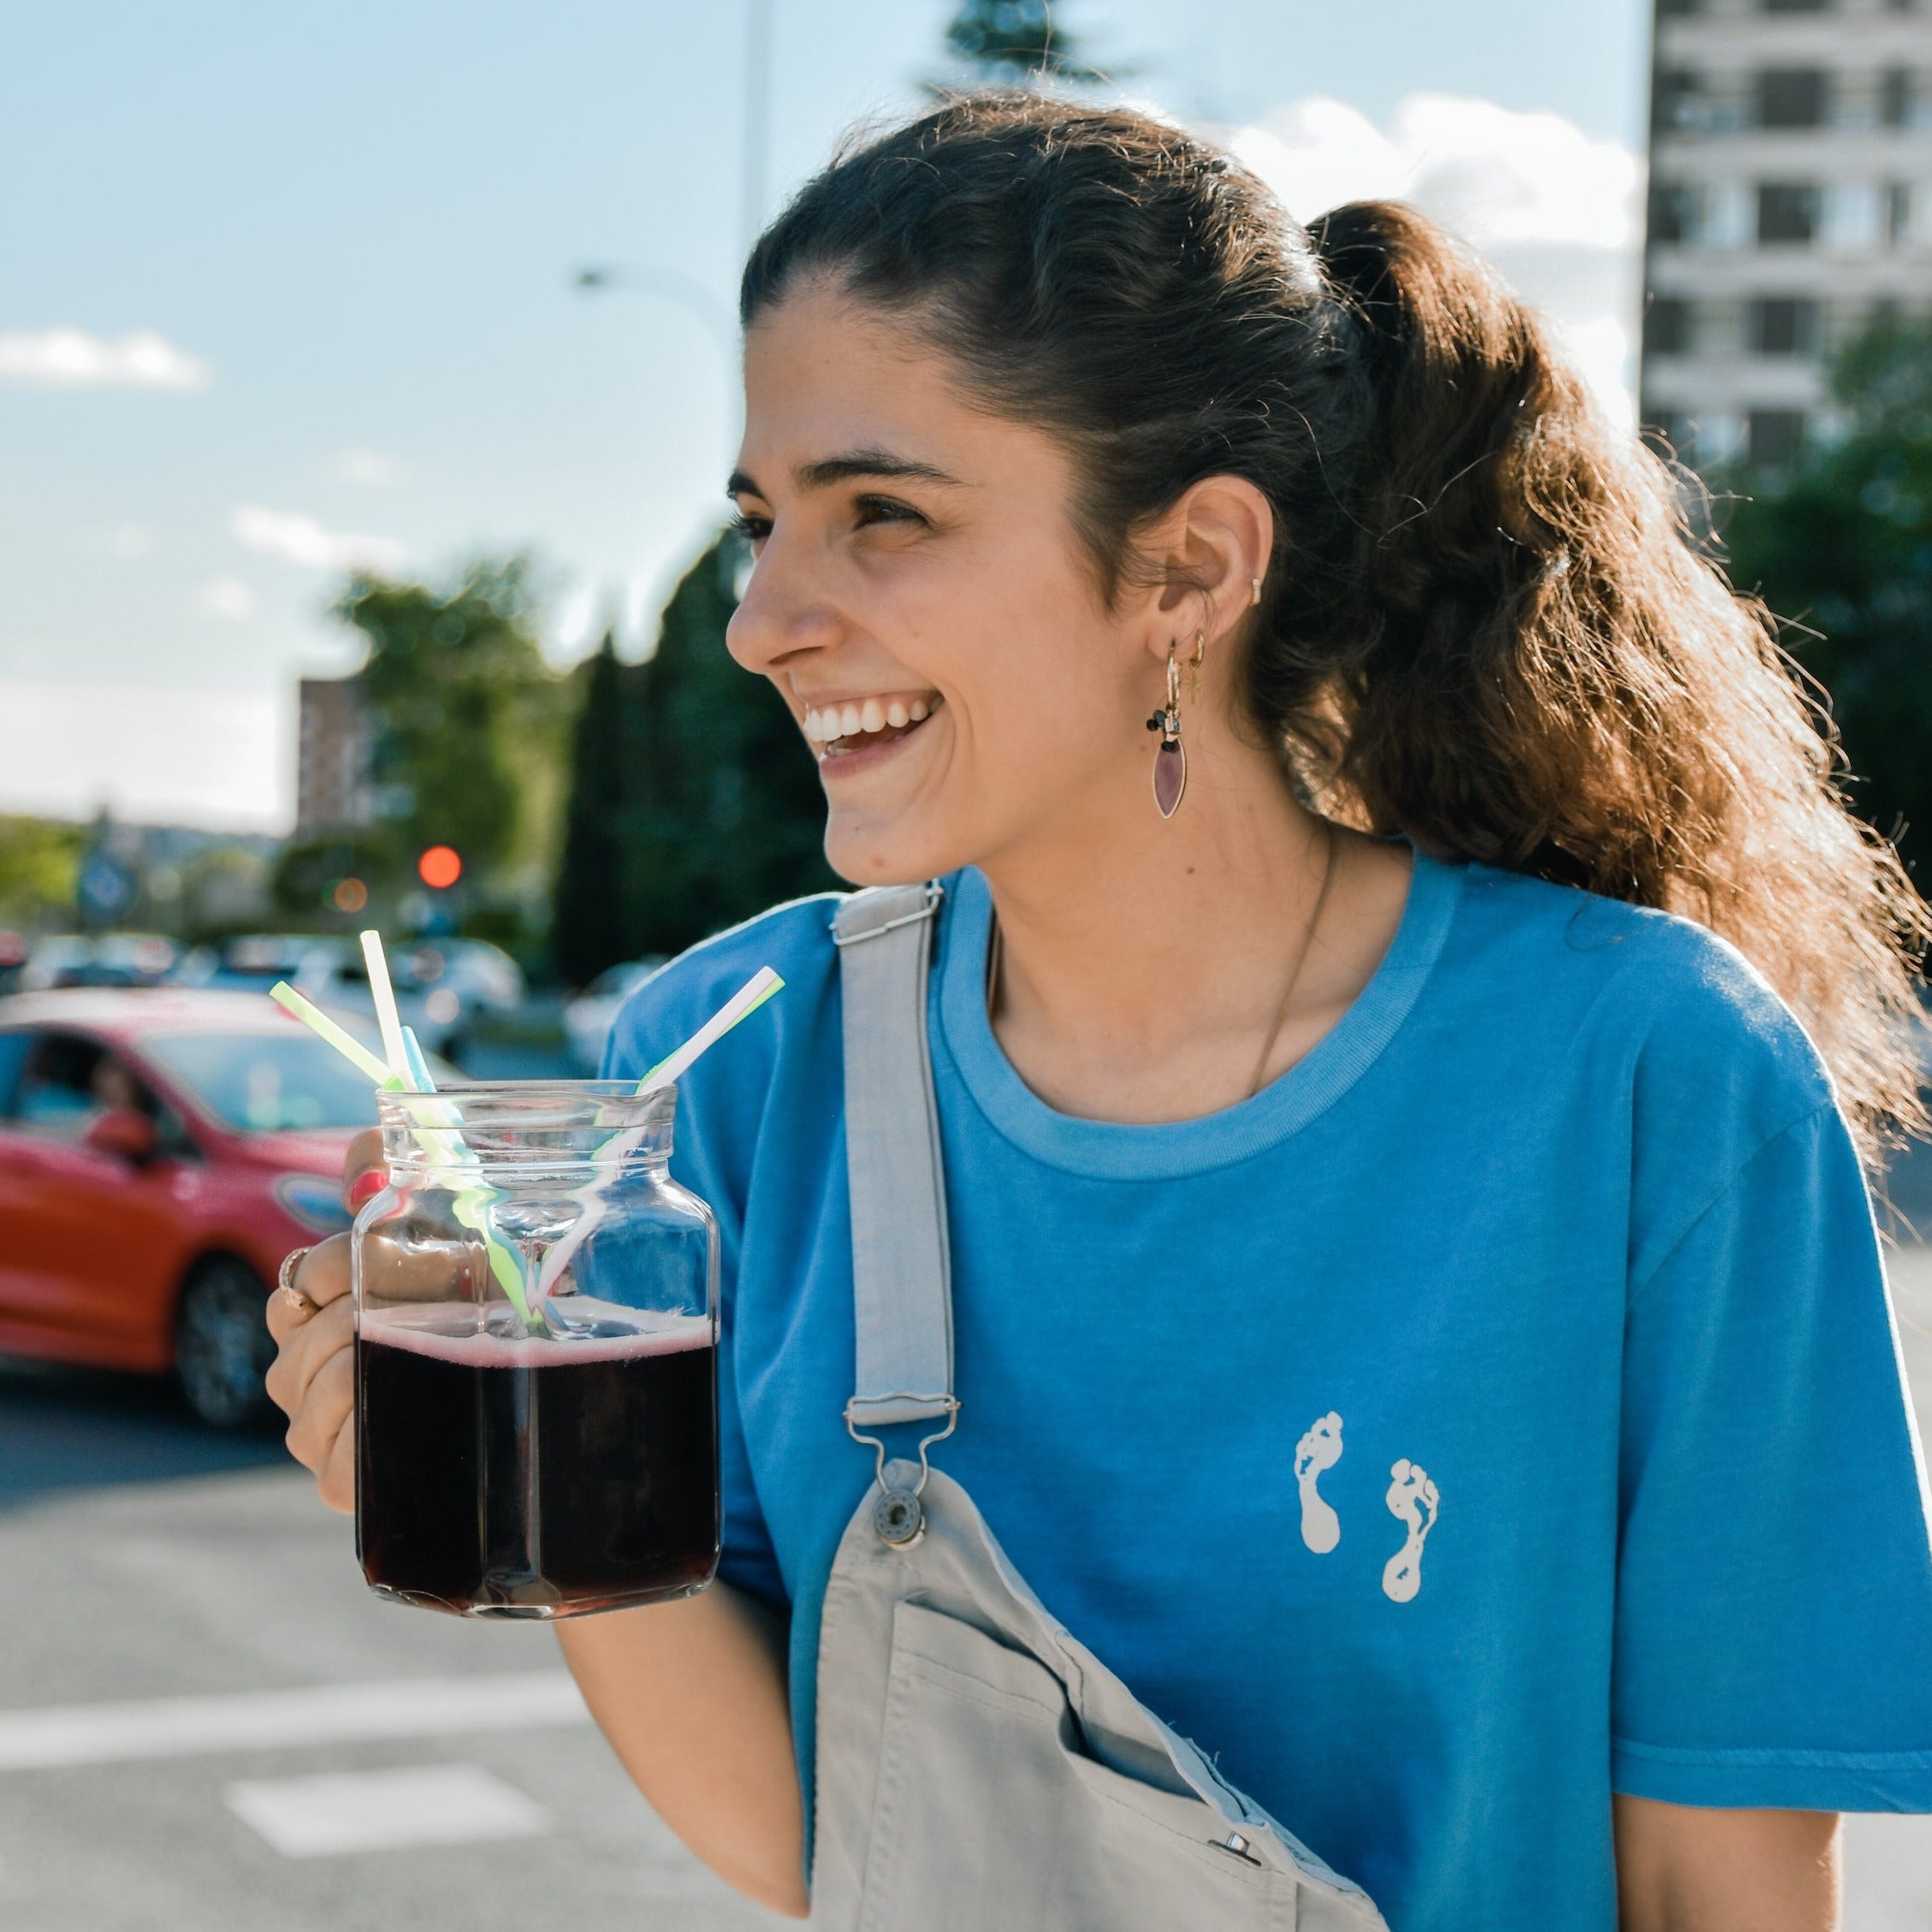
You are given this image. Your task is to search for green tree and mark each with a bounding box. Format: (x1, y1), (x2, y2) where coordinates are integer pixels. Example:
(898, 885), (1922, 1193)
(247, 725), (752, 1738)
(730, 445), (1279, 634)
(1721, 316), (1932, 870)
(333, 557), (569, 893)
(551, 632), (633, 986)
(0, 815), (84, 927)
(941, 0), (1104, 86)
(549, 530), (835, 975)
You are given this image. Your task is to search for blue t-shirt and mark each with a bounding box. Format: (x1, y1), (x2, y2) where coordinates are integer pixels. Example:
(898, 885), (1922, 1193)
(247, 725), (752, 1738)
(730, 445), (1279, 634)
(605, 855), (1932, 1932)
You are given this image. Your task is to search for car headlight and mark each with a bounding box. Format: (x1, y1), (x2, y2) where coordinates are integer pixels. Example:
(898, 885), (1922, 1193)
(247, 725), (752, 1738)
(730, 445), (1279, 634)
(274, 1173), (353, 1235)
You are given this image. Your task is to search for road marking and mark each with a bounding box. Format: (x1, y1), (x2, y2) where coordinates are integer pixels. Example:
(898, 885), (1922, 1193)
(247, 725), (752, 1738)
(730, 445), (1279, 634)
(0, 1673), (589, 1770)
(225, 1763), (551, 1858)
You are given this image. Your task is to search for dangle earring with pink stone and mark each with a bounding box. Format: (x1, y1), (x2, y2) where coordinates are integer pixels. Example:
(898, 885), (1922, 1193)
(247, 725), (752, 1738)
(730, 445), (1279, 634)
(1146, 643), (1188, 818)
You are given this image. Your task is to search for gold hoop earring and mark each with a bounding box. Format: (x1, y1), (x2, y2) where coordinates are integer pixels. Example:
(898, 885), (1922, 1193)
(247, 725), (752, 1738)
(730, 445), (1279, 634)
(1146, 646), (1187, 819)
(1188, 629), (1205, 704)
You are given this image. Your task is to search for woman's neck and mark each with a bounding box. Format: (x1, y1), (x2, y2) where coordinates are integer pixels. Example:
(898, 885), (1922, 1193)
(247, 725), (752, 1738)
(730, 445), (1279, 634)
(976, 745), (1412, 1124)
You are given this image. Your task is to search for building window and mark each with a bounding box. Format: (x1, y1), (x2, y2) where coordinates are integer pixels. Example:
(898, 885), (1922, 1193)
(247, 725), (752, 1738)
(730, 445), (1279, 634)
(1763, 0), (1828, 11)
(1749, 410), (1808, 465)
(1654, 68), (1706, 133)
(1757, 68), (1828, 128)
(1749, 297), (1821, 353)
(1757, 183), (1822, 244)
(1657, 0), (1703, 15)
(1645, 297), (1696, 356)
(1888, 182), (1913, 245)
(1651, 182), (1702, 246)
(1882, 68), (1912, 127)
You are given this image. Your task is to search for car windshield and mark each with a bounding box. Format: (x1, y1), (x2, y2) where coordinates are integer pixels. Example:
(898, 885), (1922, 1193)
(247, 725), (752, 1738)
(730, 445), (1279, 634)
(144, 1031), (381, 1132)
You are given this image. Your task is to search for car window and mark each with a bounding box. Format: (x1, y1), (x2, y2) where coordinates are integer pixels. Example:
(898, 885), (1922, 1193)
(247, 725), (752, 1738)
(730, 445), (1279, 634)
(143, 1030), (382, 1132)
(5, 1030), (189, 1151)
(0, 1031), (33, 1115)
(12, 1030), (109, 1135)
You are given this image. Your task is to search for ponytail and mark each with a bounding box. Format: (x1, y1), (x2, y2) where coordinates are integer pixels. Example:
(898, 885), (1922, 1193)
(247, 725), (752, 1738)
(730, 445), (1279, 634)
(745, 96), (1929, 1165)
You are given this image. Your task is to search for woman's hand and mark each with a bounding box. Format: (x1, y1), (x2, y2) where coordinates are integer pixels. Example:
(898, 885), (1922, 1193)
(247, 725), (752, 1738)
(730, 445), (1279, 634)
(1615, 1794), (1840, 1930)
(264, 1125), (385, 1514)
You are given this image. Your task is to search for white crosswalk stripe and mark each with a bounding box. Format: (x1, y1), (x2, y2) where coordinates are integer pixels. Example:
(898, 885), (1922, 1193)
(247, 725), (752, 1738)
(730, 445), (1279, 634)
(0, 1673), (589, 1770)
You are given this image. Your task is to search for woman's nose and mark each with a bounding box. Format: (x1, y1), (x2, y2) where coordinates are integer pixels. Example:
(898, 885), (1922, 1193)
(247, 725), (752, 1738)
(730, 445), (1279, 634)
(726, 542), (845, 676)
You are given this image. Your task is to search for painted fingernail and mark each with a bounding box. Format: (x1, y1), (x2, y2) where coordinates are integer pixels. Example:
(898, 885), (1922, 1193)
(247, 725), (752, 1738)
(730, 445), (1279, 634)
(347, 1168), (388, 1208)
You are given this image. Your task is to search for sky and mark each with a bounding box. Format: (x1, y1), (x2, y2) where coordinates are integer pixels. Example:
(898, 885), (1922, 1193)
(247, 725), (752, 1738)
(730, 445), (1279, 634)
(0, 0), (1650, 832)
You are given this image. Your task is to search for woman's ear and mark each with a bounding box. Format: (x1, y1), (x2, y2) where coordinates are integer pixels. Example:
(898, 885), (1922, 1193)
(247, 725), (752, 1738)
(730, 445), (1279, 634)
(1139, 474), (1275, 663)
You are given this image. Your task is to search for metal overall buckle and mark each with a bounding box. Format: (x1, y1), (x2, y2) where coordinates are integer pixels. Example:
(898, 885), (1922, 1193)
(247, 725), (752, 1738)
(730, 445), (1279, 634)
(843, 1396), (960, 1549)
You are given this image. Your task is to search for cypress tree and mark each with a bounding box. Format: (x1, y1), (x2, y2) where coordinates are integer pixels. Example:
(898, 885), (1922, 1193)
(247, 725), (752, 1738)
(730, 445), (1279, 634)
(619, 532), (836, 956)
(551, 632), (633, 987)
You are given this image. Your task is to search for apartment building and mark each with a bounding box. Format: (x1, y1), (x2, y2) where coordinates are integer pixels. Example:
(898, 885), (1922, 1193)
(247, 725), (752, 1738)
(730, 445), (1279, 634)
(1641, 0), (1932, 469)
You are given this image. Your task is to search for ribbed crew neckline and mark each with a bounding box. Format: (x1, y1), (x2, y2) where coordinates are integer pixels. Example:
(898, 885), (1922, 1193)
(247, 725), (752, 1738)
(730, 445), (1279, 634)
(933, 850), (1463, 1179)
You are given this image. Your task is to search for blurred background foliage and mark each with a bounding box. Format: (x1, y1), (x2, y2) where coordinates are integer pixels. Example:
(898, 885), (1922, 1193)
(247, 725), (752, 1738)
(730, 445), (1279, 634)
(0, 816), (85, 927)
(1722, 315), (1932, 880)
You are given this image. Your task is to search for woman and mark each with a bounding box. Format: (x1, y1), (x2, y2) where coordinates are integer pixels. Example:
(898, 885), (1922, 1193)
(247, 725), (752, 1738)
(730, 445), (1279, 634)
(269, 98), (1932, 1929)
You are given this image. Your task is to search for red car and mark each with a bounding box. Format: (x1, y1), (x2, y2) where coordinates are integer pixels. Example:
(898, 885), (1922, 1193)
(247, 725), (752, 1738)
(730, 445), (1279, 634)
(0, 987), (383, 1426)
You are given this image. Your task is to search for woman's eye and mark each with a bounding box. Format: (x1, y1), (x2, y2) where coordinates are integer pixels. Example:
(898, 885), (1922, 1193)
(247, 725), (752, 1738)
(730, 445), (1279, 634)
(729, 510), (772, 542)
(853, 495), (923, 530)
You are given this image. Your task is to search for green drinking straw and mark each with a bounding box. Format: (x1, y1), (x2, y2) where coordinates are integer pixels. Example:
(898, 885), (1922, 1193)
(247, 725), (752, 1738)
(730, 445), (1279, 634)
(267, 963), (542, 1334)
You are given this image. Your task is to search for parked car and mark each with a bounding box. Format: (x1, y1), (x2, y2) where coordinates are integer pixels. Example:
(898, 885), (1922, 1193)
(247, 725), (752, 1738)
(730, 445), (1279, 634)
(176, 933), (524, 1064)
(19, 932), (178, 990)
(563, 959), (665, 1071)
(0, 987), (440, 1427)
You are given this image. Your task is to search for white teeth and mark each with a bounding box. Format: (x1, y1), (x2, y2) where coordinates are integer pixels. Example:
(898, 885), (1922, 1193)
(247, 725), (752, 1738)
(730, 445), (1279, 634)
(804, 708), (827, 742)
(860, 698), (885, 734)
(909, 698), (928, 721)
(886, 699), (909, 729)
(840, 703), (862, 738)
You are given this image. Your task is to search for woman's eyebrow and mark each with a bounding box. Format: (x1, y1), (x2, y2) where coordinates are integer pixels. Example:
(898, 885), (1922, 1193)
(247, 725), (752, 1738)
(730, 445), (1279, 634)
(725, 450), (966, 501)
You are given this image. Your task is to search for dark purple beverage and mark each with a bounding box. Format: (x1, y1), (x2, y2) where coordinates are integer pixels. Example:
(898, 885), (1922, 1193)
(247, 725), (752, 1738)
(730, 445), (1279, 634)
(356, 1313), (719, 1618)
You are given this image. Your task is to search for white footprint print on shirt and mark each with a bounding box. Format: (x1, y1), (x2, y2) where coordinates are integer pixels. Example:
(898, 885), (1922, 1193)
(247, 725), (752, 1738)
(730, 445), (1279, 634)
(1381, 1458), (1439, 1603)
(1293, 1412), (1344, 1553)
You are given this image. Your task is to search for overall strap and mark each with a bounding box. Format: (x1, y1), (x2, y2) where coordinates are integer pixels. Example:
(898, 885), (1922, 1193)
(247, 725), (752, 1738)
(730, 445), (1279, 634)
(833, 882), (956, 1437)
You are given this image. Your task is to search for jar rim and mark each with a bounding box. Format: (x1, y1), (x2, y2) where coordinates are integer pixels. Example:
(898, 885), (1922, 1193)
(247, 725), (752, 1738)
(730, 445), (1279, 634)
(376, 1079), (675, 1140)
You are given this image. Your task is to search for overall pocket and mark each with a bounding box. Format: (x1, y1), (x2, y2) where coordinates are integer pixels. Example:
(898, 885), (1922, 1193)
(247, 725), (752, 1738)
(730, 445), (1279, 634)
(855, 1601), (1295, 1932)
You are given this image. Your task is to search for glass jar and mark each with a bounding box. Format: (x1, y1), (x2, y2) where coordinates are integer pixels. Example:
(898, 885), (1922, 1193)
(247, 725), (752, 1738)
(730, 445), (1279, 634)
(353, 1081), (718, 1619)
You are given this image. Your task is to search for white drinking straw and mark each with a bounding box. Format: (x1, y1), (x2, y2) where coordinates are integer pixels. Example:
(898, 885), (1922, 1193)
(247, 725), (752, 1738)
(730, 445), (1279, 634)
(360, 928), (409, 1080)
(532, 968), (785, 1300)
(270, 962), (539, 1332)
(636, 967), (783, 1094)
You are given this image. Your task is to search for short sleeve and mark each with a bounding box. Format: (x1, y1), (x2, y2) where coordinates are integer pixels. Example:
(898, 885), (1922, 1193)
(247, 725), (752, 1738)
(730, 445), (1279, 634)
(1611, 1104), (1932, 1811)
(602, 985), (787, 1610)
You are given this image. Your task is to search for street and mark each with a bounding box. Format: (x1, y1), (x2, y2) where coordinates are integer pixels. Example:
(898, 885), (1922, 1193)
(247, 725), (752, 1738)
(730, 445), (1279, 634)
(0, 1252), (1929, 1930)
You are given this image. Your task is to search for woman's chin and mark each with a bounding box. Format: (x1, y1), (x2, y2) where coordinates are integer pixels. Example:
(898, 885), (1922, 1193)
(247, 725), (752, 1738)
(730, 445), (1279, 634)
(823, 812), (965, 890)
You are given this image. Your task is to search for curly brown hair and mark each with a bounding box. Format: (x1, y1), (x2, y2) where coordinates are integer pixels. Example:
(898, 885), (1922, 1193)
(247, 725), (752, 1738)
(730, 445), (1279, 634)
(744, 94), (1929, 1169)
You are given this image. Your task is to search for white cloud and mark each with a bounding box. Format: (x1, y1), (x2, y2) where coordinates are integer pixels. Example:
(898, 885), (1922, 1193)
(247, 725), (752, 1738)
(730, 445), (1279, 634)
(0, 327), (211, 390)
(195, 576), (258, 620)
(1230, 93), (1643, 425)
(230, 503), (406, 574)
(329, 446), (407, 489)
(0, 680), (287, 832)
(108, 524), (156, 560)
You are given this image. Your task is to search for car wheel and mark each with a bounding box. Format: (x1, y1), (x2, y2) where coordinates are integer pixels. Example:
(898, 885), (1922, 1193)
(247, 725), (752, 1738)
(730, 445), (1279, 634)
(175, 1257), (276, 1429)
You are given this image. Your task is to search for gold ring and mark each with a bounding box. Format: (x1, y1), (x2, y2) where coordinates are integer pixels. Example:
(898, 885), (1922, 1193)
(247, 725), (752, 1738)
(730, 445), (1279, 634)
(277, 1246), (317, 1314)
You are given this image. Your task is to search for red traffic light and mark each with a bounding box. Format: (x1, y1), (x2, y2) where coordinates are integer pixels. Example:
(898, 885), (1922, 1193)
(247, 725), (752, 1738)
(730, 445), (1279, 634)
(418, 845), (462, 890)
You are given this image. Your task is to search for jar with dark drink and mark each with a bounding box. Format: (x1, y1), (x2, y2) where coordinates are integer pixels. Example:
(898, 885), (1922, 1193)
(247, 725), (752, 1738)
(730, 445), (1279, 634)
(353, 1081), (719, 1619)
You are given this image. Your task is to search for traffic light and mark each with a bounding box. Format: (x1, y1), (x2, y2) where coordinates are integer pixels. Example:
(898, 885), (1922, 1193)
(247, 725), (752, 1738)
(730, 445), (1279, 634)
(418, 845), (462, 890)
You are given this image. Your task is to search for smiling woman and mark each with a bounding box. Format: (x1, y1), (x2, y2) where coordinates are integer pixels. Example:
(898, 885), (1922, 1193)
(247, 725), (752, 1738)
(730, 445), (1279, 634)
(270, 92), (1932, 1932)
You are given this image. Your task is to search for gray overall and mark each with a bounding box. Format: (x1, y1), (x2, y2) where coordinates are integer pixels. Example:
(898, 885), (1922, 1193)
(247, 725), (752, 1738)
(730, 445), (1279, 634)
(809, 885), (1389, 1931)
